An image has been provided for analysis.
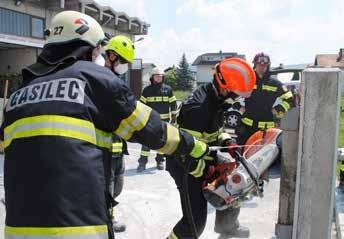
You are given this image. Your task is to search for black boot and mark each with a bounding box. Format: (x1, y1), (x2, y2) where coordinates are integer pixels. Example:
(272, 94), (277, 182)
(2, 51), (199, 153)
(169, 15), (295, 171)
(156, 161), (165, 170)
(137, 162), (146, 172)
(113, 220), (126, 233)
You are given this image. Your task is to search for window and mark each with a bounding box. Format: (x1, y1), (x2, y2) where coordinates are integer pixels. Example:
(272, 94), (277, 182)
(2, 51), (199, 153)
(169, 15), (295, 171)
(0, 8), (44, 39)
(31, 17), (44, 38)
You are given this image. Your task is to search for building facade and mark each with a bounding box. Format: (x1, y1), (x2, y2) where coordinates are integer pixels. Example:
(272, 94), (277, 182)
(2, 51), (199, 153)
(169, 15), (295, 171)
(192, 51), (246, 85)
(0, 0), (150, 95)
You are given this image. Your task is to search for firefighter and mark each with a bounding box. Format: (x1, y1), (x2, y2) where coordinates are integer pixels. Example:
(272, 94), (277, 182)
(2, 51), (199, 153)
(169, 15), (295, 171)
(237, 52), (295, 146)
(102, 36), (134, 233)
(108, 134), (127, 233)
(137, 67), (178, 172)
(1, 11), (209, 239)
(166, 58), (256, 239)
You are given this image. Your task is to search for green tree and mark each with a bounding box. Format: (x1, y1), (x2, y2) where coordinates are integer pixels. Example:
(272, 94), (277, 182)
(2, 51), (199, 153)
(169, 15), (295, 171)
(164, 69), (179, 90)
(176, 54), (193, 91)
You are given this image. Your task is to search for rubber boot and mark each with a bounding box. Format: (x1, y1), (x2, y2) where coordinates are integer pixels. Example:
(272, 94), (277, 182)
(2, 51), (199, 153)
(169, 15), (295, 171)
(214, 207), (249, 237)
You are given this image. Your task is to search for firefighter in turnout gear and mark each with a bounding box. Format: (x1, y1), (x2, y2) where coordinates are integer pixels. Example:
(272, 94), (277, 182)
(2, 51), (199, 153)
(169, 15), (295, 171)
(108, 134), (127, 233)
(166, 58), (256, 239)
(137, 67), (178, 172)
(1, 11), (209, 239)
(237, 52), (295, 145)
(103, 36), (135, 233)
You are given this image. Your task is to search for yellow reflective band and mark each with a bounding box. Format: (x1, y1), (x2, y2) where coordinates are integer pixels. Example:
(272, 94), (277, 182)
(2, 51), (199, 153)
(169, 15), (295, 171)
(5, 225), (108, 236)
(203, 130), (219, 143)
(280, 101), (290, 112)
(189, 138), (207, 158)
(168, 231), (179, 239)
(4, 115), (112, 149)
(112, 142), (123, 153)
(280, 91), (293, 100)
(157, 123), (180, 155)
(145, 96), (170, 102)
(169, 96), (177, 103)
(189, 159), (205, 177)
(258, 121), (275, 129)
(140, 96), (147, 103)
(262, 85), (277, 92)
(160, 113), (170, 119)
(114, 101), (152, 140)
(204, 155), (214, 161)
(171, 110), (178, 115)
(163, 96), (169, 102)
(180, 128), (203, 139)
(242, 117), (253, 126)
(140, 150), (150, 157)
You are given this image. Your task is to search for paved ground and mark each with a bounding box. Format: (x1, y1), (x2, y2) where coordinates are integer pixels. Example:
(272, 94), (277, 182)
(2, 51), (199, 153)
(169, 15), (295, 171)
(0, 144), (342, 239)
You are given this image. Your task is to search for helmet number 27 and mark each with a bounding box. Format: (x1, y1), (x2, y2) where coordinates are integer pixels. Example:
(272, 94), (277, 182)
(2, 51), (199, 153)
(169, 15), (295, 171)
(53, 26), (64, 35)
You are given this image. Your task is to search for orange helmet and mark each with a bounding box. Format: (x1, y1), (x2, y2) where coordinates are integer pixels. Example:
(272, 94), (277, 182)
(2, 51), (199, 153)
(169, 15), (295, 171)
(214, 58), (256, 97)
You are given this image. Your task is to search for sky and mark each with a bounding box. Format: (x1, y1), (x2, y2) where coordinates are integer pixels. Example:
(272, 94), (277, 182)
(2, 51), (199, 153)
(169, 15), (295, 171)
(97, 0), (344, 69)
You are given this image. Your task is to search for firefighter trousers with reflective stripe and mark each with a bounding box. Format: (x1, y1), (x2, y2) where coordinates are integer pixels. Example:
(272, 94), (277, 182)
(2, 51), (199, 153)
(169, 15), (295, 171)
(5, 225), (110, 239)
(166, 158), (240, 239)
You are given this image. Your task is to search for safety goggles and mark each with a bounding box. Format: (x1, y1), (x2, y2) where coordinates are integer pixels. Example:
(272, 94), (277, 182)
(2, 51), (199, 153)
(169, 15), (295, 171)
(256, 56), (270, 64)
(106, 50), (128, 64)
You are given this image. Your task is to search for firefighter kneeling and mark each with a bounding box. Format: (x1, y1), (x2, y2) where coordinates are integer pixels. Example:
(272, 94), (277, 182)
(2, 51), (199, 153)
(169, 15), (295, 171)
(167, 58), (256, 239)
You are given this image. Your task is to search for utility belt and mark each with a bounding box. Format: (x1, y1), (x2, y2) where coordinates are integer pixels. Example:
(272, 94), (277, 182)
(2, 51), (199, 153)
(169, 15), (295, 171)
(241, 117), (275, 129)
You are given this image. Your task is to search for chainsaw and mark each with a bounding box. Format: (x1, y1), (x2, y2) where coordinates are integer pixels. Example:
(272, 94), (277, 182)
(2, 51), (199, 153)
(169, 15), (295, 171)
(202, 128), (282, 211)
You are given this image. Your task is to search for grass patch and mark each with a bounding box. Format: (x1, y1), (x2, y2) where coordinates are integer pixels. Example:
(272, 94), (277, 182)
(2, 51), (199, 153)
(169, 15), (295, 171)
(173, 91), (190, 101)
(340, 97), (344, 147)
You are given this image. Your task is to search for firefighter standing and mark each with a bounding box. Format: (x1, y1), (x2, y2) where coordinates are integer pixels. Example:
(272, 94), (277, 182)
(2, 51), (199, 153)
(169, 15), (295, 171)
(108, 134), (127, 232)
(237, 52), (295, 145)
(1, 11), (209, 239)
(102, 36), (134, 233)
(137, 67), (178, 172)
(166, 58), (256, 239)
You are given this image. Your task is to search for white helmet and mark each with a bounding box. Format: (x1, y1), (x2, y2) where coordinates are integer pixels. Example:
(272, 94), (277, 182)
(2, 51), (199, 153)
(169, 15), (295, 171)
(151, 67), (165, 76)
(46, 11), (105, 47)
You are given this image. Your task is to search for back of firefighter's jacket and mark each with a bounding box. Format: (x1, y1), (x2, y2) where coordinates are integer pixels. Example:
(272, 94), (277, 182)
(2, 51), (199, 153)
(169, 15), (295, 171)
(2, 61), (195, 239)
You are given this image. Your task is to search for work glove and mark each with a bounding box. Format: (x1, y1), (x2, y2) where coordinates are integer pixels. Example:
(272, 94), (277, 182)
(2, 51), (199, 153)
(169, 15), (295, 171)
(272, 107), (285, 119)
(188, 139), (213, 178)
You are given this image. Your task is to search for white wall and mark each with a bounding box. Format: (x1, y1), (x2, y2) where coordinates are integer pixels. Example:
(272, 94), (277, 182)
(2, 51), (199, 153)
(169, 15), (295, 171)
(0, 48), (38, 74)
(196, 65), (213, 83)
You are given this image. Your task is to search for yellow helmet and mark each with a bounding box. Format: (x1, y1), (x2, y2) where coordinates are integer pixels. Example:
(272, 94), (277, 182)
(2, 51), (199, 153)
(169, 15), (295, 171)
(104, 35), (135, 63)
(46, 11), (105, 47)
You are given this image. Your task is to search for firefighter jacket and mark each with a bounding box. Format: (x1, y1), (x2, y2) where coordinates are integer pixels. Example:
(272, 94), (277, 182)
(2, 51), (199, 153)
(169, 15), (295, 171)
(140, 82), (177, 121)
(175, 83), (231, 177)
(242, 71), (295, 129)
(2, 60), (201, 239)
